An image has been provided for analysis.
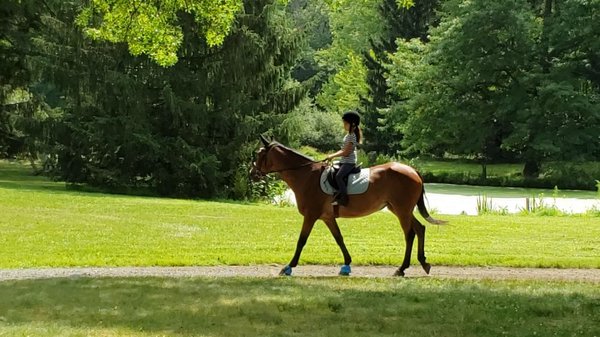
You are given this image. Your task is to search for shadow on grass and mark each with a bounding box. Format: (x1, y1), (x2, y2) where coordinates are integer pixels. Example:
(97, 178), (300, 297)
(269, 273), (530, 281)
(0, 277), (598, 337)
(0, 161), (67, 193)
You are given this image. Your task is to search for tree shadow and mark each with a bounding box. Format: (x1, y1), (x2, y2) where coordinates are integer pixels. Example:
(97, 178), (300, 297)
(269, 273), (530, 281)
(0, 161), (68, 193)
(0, 277), (598, 337)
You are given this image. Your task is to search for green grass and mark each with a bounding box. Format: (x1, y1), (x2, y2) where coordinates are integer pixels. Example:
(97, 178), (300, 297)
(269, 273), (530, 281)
(0, 277), (598, 337)
(1, 160), (599, 269)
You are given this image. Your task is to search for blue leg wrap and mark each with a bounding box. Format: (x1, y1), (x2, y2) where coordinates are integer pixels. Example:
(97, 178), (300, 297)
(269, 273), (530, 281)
(339, 264), (351, 276)
(281, 265), (292, 276)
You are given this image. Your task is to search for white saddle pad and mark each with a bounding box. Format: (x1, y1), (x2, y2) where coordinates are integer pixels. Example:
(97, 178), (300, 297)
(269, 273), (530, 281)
(320, 167), (370, 195)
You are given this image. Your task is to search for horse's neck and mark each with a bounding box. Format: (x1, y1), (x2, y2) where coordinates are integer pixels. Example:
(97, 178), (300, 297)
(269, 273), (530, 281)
(273, 147), (320, 194)
(278, 165), (318, 193)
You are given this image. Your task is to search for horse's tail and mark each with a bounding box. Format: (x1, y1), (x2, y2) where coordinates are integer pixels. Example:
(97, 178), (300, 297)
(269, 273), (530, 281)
(416, 172), (448, 225)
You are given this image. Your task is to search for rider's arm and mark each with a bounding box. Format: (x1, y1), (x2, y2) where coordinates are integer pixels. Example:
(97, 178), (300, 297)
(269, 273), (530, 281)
(326, 142), (353, 160)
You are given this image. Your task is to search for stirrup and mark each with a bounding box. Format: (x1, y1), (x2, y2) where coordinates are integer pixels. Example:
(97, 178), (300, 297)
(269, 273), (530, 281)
(331, 192), (340, 205)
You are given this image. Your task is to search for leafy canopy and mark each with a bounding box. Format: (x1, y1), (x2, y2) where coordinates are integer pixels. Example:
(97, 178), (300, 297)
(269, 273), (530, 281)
(76, 0), (287, 66)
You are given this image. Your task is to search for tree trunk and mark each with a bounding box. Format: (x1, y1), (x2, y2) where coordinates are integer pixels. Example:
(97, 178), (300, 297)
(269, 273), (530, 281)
(480, 162), (487, 180)
(523, 160), (540, 178)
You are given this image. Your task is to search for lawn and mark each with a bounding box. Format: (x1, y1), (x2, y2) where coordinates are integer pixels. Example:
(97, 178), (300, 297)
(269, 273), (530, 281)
(413, 159), (522, 177)
(1, 160), (599, 269)
(0, 277), (598, 337)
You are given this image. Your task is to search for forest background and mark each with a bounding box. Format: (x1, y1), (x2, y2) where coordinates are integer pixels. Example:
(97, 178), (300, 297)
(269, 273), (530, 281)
(1, 0), (599, 199)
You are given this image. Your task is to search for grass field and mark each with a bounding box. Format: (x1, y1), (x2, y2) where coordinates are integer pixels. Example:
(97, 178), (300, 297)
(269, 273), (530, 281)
(1, 160), (600, 337)
(1, 160), (599, 269)
(1, 277), (599, 337)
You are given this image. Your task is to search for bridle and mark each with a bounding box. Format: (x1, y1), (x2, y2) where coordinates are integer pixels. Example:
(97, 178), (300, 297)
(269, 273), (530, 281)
(252, 143), (321, 178)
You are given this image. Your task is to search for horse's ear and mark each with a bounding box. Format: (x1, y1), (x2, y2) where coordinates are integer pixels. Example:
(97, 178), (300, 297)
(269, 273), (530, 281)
(260, 135), (269, 147)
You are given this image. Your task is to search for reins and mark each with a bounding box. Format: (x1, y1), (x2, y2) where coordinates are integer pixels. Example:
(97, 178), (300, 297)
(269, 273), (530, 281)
(267, 161), (318, 174)
(253, 142), (326, 176)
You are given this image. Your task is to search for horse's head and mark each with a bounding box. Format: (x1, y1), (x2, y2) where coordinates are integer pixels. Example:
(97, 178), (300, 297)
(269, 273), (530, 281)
(250, 135), (318, 181)
(250, 135), (274, 181)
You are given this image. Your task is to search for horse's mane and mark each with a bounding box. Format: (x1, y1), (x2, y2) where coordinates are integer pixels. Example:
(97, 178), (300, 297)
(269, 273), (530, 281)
(269, 142), (317, 163)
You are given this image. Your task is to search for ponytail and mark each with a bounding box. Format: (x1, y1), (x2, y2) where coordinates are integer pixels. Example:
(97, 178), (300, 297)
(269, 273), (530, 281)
(351, 124), (362, 144)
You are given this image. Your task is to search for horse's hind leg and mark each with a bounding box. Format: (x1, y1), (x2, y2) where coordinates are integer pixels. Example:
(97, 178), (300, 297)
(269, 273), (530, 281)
(413, 217), (431, 274)
(323, 217), (352, 275)
(396, 225), (415, 277)
(389, 205), (416, 277)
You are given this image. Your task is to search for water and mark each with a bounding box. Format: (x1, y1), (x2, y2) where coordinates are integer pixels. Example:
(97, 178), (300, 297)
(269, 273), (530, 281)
(278, 185), (600, 215)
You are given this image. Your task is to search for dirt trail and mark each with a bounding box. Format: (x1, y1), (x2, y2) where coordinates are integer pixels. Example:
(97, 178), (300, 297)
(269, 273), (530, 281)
(1, 265), (599, 282)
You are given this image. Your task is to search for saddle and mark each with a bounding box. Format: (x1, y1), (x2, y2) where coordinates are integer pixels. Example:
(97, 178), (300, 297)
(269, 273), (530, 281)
(326, 164), (362, 190)
(319, 164), (370, 196)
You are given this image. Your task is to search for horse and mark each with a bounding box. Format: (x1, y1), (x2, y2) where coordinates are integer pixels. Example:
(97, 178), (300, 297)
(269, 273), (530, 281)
(250, 135), (447, 277)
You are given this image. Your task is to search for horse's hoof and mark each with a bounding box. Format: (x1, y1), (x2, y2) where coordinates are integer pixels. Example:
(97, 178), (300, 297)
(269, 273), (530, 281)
(279, 265), (292, 276)
(339, 264), (351, 276)
(422, 263), (431, 275)
(394, 269), (405, 277)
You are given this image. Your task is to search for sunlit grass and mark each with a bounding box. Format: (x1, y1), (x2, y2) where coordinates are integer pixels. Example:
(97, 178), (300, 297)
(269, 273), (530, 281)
(0, 277), (598, 337)
(1, 161), (599, 269)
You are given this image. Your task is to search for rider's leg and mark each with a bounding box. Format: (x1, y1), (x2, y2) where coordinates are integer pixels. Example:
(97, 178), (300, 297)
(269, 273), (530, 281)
(333, 163), (354, 206)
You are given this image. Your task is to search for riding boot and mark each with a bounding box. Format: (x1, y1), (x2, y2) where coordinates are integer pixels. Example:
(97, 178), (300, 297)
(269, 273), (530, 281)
(337, 192), (348, 206)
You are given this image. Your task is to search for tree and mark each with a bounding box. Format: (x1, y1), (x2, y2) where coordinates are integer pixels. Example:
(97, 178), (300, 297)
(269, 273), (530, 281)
(76, 0), (244, 66)
(44, 0), (304, 197)
(402, 0), (600, 178)
(402, 0), (536, 176)
(360, 0), (439, 154)
(504, 0), (600, 176)
(0, 0), (57, 160)
(315, 0), (384, 113)
(287, 0), (332, 96)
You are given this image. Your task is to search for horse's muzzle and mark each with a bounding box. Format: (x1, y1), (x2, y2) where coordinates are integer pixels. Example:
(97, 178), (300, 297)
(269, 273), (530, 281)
(249, 162), (265, 182)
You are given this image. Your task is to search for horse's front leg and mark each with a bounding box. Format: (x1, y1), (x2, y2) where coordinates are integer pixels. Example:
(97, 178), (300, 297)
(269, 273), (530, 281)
(323, 217), (352, 276)
(280, 216), (317, 276)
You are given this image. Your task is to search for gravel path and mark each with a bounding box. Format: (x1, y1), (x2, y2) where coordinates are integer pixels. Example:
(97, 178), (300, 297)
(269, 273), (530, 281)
(1, 265), (599, 282)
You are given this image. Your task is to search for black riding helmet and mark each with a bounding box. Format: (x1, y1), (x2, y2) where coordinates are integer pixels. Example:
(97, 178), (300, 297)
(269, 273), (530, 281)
(342, 110), (360, 126)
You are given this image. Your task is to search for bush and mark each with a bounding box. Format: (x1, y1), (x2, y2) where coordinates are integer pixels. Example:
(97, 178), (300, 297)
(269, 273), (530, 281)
(413, 159), (599, 191)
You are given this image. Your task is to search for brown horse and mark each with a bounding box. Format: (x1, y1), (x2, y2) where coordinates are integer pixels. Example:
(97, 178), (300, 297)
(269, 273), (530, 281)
(250, 136), (447, 277)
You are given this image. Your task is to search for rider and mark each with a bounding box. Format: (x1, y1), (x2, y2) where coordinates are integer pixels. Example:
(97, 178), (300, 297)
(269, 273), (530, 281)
(325, 110), (362, 206)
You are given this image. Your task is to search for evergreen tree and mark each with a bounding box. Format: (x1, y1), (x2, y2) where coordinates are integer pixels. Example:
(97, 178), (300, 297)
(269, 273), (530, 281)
(0, 0), (46, 158)
(46, 0), (304, 198)
(360, 0), (439, 154)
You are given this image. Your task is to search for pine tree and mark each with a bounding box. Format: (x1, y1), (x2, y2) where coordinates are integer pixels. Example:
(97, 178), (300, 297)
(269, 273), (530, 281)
(45, 0), (304, 197)
(360, 0), (439, 155)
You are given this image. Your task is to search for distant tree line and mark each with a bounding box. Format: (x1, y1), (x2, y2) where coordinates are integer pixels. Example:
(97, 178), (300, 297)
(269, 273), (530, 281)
(1, 0), (599, 197)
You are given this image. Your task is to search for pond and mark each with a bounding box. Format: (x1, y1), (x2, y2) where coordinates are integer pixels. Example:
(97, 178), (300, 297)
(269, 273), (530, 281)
(279, 183), (600, 215)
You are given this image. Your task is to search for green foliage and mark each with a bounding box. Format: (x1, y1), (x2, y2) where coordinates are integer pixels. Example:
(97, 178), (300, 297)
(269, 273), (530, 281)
(518, 193), (564, 216)
(315, 0), (384, 112)
(40, 0), (304, 198)
(76, 0), (243, 66)
(357, 149), (395, 166)
(360, 0), (439, 154)
(399, 0), (600, 171)
(287, 0), (332, 96)
(316, 52), (368, 112)
(413, 159), (600, 191)
(402, 0), (535, 161)
(0, 0), (55, 159)
(280, 98), (341, 151)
